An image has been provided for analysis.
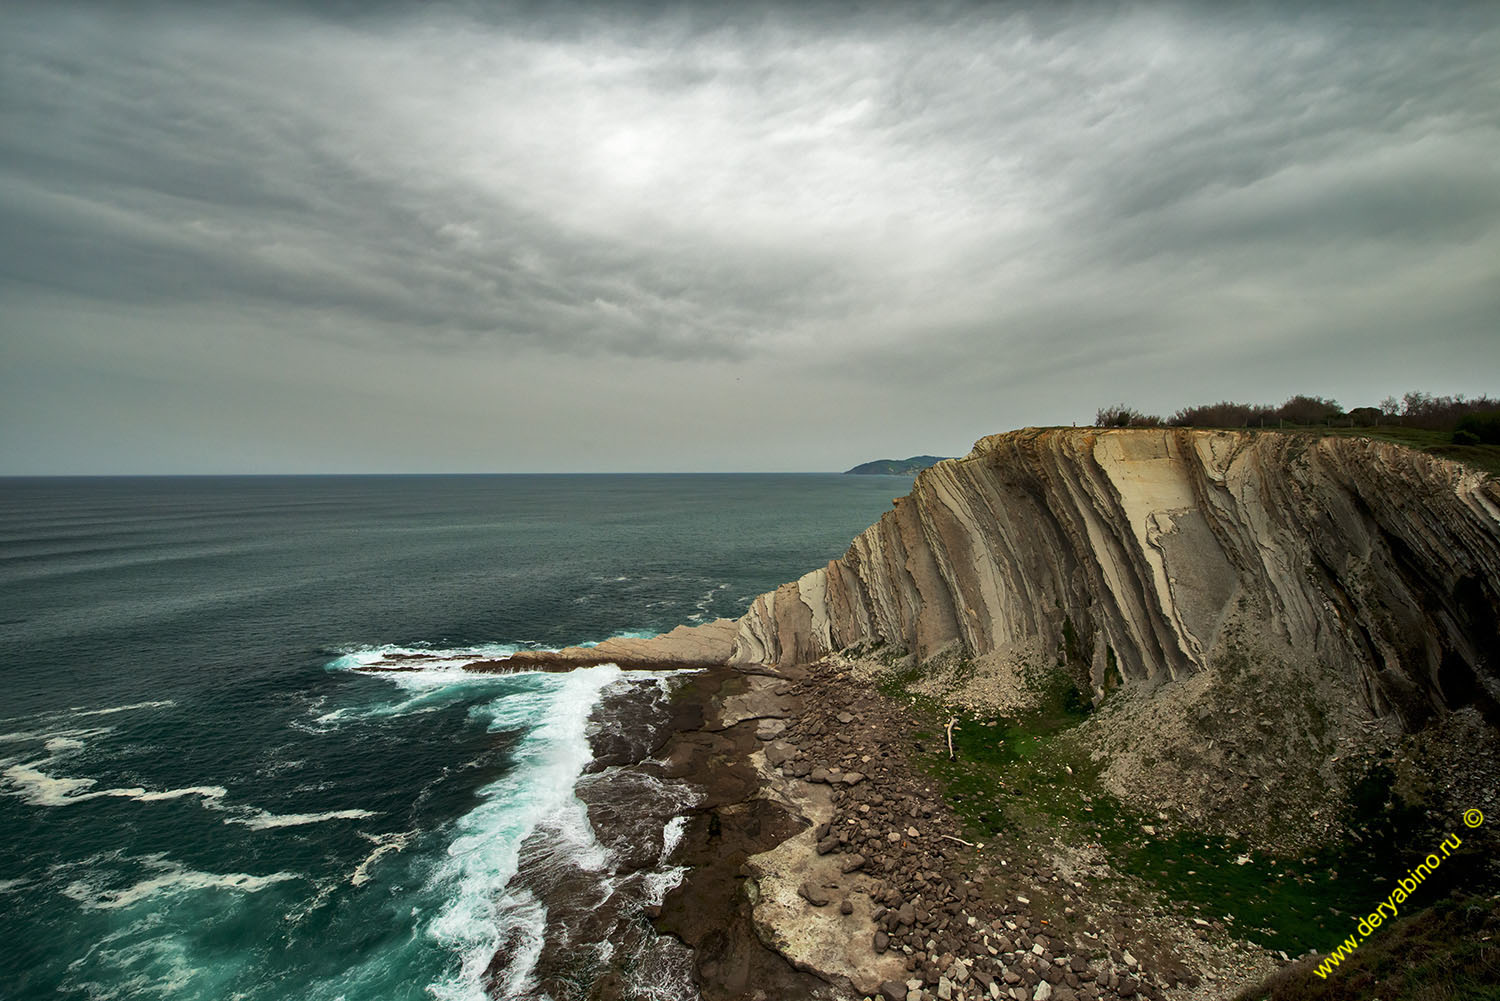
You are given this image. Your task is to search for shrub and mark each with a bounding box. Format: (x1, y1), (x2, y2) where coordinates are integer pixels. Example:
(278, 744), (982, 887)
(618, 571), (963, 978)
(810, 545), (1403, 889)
(1096, 404), (1138, 427)
(1452, 430), (1481, 446)
(1398, 393), (1500, 430)
(1113, 392), (1498, 432)
(1275, 395), (1343, 425)
(1454, 411), (1500, 444)
(1170, 401), (1276, 427)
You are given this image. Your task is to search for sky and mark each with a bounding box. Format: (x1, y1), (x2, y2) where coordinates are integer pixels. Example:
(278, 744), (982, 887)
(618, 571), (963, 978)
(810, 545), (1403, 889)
(2, 1), (1497, 473)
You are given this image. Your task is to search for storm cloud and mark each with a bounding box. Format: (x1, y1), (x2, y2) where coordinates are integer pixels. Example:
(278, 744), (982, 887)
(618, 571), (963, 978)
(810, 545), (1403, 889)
(3, 2), (1497, 471)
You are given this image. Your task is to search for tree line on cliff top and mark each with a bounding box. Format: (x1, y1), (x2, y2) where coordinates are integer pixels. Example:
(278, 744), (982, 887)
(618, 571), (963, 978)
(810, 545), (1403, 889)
(1094, 392), (1500, 445)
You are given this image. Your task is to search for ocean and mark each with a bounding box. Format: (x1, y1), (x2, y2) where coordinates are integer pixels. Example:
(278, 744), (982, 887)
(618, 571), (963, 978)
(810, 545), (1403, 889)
(0, 474), (903, 1001)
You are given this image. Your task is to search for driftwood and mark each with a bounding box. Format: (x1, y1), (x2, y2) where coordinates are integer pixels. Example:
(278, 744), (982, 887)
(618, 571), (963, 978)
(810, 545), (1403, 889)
(946, 717), (959, 761)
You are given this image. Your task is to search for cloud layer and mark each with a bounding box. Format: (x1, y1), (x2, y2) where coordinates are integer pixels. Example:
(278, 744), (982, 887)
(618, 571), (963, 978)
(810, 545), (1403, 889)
(3, 2), (1498, 471)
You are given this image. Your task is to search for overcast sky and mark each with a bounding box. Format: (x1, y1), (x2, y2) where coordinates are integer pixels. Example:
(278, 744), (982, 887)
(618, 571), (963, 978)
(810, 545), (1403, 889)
(2, 1), (1497, 472)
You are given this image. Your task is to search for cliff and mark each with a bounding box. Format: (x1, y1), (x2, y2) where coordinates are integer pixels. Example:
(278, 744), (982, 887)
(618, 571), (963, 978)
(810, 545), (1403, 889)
(733, 428), (1500, 730)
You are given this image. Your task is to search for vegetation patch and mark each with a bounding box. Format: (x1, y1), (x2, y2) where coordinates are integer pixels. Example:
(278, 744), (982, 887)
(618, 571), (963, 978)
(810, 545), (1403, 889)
(1305, 426), (1500, 477)
(1234, 893), (1500, 1001)
(878, 658), (1491, 956)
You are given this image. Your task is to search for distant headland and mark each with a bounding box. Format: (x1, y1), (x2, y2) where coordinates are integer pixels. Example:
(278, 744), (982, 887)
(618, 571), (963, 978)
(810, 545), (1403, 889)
(843, 455), (951, 475)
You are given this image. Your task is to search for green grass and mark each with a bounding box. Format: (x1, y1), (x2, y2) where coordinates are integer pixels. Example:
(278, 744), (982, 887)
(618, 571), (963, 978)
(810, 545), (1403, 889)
(1235, 894), (1500, 1001)
(884, 664), (1491, 955)
(1286, 426), (1500, 477)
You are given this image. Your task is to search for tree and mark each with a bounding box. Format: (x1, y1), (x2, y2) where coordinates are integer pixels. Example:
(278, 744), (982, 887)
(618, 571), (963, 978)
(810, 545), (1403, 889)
(1169, 401), (1273, 427)
(1276, 395), (1343, 425)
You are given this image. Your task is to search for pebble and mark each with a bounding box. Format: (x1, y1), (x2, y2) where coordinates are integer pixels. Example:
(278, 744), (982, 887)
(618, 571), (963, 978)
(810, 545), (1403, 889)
(761, 668), (1244, 1001)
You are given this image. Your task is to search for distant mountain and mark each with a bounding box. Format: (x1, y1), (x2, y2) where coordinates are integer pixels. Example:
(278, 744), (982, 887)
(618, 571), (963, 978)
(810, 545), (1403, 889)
(843, 455), (951, 475)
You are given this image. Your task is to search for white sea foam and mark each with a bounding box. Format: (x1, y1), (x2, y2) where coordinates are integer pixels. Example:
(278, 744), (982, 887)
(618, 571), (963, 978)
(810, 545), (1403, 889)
(312, 643), (545, 728)
(64, 700), (176, 719)
(0, 723), (113, 744)
(325, 642), (523, 675)
(2, 759), (229, 809)
(661, 815), (688, 861)
(62, 860), (299, 910)
(350, 830), (412, 887)
(688, 582), (730, 622)
(224, 807), (379, 830)
(486, 891), (548, 1000)
(421, 664), (621, 1001)
(2, 735), (376, 831)
(323, 651), (698, 997)
(0, 700), (174, 730)
(641, 866), (688, 909)
(2, 726), (231, 810)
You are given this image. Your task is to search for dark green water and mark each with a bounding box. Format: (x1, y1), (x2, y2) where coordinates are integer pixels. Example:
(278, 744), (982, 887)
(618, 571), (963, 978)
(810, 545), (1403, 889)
(0, 474), (903, 1000)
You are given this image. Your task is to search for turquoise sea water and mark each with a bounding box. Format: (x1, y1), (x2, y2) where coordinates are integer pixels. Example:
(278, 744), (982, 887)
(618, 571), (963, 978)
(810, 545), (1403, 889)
(0, 474), (902, 1000)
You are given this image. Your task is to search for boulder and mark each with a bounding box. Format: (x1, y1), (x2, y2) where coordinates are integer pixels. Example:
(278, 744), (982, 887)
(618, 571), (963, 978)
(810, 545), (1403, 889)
(798, 882), (832, 907)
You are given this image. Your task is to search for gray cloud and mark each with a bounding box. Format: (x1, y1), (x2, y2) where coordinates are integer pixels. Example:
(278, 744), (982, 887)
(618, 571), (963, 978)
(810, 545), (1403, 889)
(2, 2), (1498, 471)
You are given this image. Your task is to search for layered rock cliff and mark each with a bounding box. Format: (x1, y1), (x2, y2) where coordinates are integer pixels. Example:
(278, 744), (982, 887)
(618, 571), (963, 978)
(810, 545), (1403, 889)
(729, 428), (1500, 730)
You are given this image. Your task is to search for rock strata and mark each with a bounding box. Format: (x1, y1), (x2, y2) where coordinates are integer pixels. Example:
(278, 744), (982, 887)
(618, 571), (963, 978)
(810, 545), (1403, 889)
(467, 428), (1500, 1000)
(729, 429), (1500, 730)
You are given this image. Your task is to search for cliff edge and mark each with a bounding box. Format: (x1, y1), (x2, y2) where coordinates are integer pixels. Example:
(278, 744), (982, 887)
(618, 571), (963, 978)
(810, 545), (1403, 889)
(732, 428), (1500, 730)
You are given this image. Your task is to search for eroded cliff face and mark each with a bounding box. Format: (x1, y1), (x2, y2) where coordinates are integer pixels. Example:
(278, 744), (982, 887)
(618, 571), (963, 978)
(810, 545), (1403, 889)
(730, 428), (1500, 730)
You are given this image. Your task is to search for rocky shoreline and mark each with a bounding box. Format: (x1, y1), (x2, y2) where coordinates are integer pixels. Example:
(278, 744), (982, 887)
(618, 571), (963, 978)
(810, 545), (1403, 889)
(470, 426), (1499, 999)
(634, 658), (1280, 1001)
